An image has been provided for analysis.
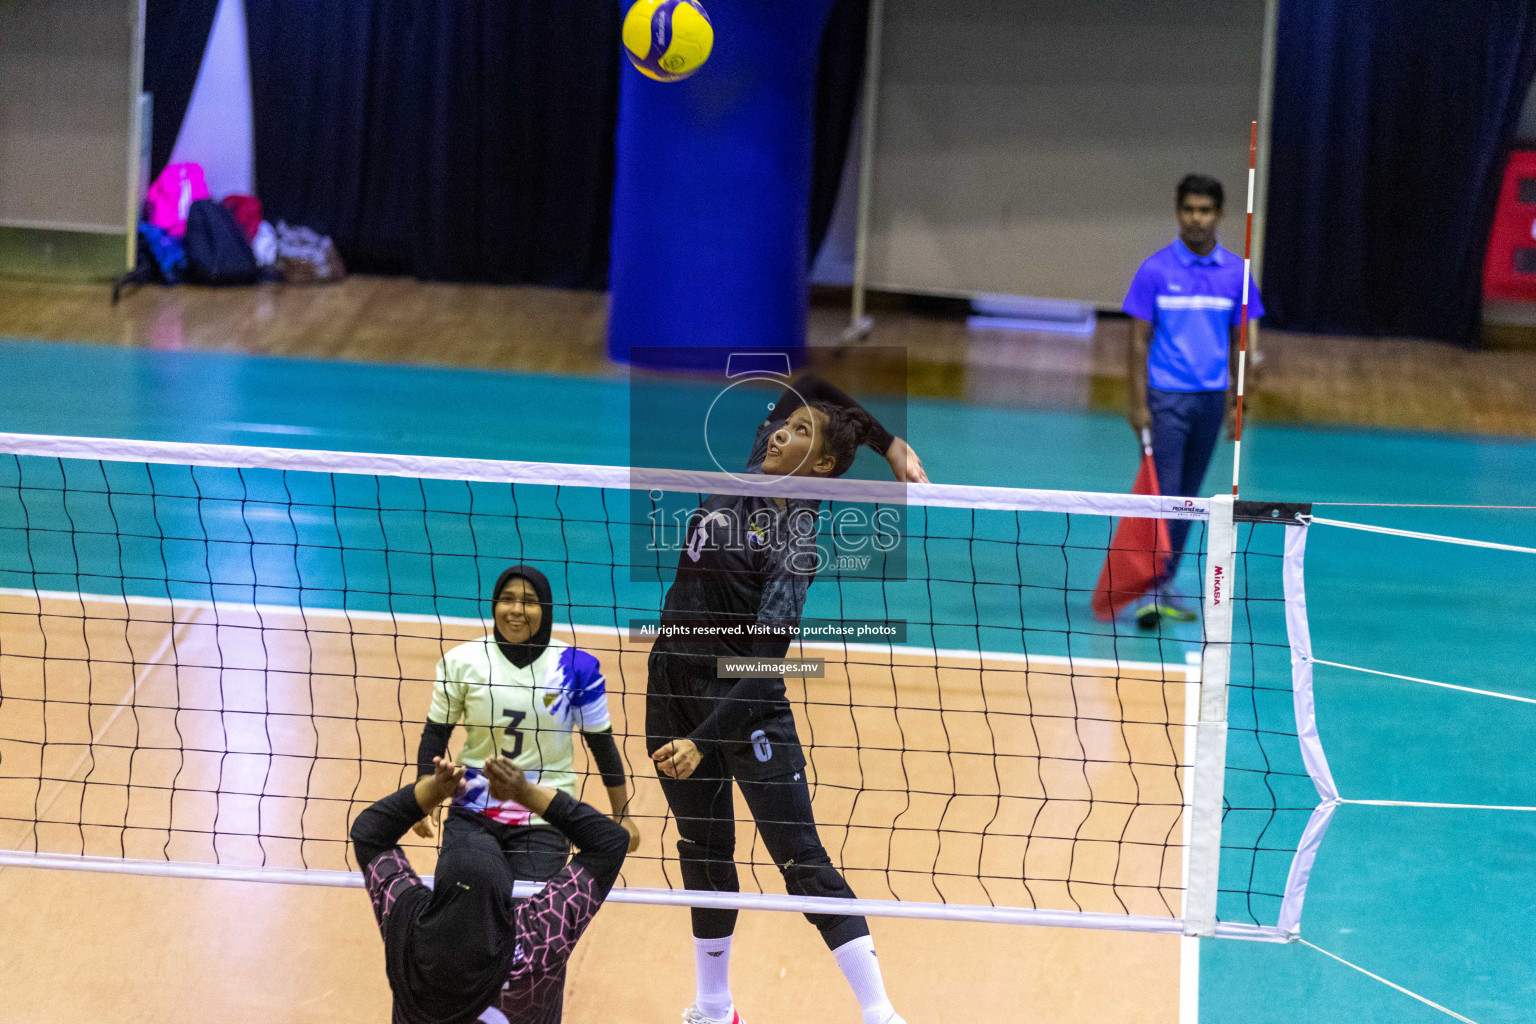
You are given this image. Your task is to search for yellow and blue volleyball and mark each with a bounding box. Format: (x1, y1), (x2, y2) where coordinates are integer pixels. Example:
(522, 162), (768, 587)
(622, 0), (713, 82)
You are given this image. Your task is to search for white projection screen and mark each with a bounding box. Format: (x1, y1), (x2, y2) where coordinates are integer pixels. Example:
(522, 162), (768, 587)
(863, 0), (1273, 307)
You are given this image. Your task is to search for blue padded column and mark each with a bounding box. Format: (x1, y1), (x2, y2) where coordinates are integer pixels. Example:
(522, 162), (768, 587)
(607, 0), (838, 371)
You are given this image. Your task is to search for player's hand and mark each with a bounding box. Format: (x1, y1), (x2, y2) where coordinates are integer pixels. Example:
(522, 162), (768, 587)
(484, 756), (526, 802)
(1128, 404), (1152, 437)
(652, 739), (703, 780)
(884, 437), (929, 484)
(618, 814), (642, 852)
(411, 806), (442, 839)
(1225, 393), (1239, 441)
(428, 756), (465, 802)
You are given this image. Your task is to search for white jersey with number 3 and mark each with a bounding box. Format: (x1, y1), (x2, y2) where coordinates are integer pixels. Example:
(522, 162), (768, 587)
(428, 635), (611, 827)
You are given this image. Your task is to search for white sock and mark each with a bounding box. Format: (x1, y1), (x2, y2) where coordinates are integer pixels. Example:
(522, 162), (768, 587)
(693, 935), (734, 1020)
(832, 935), (896, 1024)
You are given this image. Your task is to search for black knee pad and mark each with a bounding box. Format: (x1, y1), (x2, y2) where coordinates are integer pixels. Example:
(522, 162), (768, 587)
(677, 837), (740, 893)
(781, 845), (868, 948)
(779, 845), (853, 901)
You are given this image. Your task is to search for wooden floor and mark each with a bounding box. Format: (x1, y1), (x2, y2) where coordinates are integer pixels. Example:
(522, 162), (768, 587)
(3, 276), (1536, 435)
(0, 591), (1192, 1023)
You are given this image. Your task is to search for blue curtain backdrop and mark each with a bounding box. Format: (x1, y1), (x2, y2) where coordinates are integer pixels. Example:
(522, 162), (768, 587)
(1264, 0), (1536, 345)
(145, 0), (220, 181)
(607, 0), (839, 367)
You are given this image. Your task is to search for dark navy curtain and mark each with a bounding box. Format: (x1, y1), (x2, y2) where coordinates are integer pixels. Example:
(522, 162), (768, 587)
(810, 0), (868, 265)
(1264, 0), (1536, 345)
(245, 2), (623, 287)
(145, 0), (220, 181)
(243, 1), (867, 288)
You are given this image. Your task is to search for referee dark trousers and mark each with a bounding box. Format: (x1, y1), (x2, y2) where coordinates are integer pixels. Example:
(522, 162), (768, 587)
(1148, 387), (1226, 581)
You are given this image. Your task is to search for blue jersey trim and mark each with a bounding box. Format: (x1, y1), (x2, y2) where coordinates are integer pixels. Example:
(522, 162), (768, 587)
(558, 646), (607, 707)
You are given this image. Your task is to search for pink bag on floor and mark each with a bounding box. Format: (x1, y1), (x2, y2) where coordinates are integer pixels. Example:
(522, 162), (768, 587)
(144, 163), (209, 238)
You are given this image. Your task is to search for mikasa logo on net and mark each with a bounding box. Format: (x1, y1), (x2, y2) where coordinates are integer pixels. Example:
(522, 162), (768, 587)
(1211, 564), (1225, 605)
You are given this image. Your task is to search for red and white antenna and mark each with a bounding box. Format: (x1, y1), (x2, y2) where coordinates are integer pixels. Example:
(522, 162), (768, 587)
(1231, 121), (1258, 499)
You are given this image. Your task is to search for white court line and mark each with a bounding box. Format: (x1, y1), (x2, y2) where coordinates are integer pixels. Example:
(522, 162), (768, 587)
(1309, 658), (1536, 706)
(1, 586), (1192, 677)
(4, 608), (199, 852)
(1298, 938), (1480, 1023)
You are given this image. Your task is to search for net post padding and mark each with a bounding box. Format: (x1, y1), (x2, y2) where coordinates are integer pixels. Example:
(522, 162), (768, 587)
(1277, 521), (1341, 937)
(1184, 494), (1235, 938)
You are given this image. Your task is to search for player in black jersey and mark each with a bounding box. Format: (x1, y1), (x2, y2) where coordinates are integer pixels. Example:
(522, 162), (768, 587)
(647, 375), (925, 1024)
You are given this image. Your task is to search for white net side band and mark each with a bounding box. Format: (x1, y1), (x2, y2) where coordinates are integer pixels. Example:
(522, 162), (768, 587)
(0, 431), (1211, 519)
(0, 848), (1285, 940)
(1276, 521), (1339, 936)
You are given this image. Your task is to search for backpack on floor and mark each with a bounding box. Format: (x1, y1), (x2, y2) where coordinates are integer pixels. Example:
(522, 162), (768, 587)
(183, 199), (259, 285)
(220, 194), (263, 242)
(111, 221), (188, 304)
(144, 162), (209, 238)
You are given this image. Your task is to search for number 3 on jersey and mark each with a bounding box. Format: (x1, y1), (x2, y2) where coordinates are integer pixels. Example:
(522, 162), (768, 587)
(501, 708), (527, 758)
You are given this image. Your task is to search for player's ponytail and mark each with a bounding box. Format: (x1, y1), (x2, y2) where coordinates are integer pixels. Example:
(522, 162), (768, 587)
(809, 401), (877, 477)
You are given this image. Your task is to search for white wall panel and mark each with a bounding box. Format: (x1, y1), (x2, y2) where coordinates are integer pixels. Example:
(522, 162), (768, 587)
(866, 0), (1267, 306)
(0, 0), (139, 231)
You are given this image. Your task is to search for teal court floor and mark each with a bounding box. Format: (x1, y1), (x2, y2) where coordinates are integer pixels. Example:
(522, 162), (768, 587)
(1, 338), (1533, 1023)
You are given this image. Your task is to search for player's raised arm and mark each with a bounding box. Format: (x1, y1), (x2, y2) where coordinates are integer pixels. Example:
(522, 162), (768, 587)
(484, 757), (629, 896)
(351, 755), (465, 870)
(752, 374), (928, 482)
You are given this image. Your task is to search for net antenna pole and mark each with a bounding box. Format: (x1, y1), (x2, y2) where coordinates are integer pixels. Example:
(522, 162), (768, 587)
(1230, 121), (1258, 498)
(842, 0), (884, 343)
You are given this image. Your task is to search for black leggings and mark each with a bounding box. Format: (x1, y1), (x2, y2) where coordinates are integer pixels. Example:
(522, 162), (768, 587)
(659, 766), (869, 950)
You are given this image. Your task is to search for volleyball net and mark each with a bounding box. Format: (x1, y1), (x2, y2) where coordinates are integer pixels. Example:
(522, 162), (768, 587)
(0, 432), (1331, 941)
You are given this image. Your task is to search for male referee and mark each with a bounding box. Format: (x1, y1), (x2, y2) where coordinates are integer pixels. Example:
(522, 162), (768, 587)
(1123, 173), (1263, 626)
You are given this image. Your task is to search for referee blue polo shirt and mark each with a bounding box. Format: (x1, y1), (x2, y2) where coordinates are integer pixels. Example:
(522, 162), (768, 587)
(1122, 237), (1264, 392)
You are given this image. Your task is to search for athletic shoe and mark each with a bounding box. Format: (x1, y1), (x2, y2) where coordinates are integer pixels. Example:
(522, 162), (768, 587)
(1154, 590), (1200, 622)
(1133, 600), (1162, 631)
(681, 1005), (743, 1024)
(1132, 593), (1198, 629)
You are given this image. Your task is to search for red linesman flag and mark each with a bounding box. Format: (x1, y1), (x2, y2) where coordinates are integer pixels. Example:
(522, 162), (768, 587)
(1092, 431), (1171, 621)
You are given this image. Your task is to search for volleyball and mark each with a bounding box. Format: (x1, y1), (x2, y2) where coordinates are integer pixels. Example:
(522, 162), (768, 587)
(622, 0), (713, 82)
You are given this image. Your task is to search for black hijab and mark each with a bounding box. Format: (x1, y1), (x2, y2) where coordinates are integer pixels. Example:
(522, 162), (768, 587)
(491, 565), (553, 669)
(383, 822), (520, 1024)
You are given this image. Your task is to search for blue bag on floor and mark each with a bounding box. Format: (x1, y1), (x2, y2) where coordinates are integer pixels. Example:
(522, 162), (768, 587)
(111, 221), (187, 304)
(137, 221), (186, 284)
